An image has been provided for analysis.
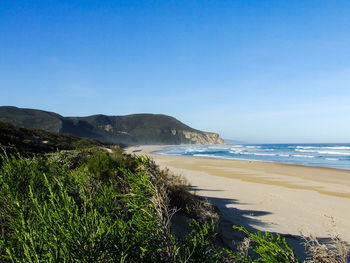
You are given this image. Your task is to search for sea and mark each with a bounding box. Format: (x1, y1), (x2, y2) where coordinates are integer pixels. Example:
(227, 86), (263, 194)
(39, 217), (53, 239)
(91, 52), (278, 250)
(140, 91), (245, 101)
(155, 143), (350, 170)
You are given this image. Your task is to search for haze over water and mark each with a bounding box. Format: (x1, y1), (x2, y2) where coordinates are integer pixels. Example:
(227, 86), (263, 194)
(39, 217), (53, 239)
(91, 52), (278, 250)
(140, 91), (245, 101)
(156, 144), (350, 170)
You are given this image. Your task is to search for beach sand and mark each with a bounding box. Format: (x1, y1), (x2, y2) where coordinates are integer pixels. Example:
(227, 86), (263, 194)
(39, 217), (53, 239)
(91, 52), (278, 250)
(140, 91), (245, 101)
(126, 145), (350, 257)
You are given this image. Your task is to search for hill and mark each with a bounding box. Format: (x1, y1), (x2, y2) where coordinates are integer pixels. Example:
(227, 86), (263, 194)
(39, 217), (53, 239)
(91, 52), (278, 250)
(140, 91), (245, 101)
(0, 106), (225, 145)
(0, 120), (113, 156)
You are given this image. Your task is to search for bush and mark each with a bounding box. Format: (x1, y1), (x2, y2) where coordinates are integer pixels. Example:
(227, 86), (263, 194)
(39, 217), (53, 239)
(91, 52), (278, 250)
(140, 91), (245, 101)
(228, 226), (300, 263)
(73, 138), (98, 149)
(0, 151), (166, 262)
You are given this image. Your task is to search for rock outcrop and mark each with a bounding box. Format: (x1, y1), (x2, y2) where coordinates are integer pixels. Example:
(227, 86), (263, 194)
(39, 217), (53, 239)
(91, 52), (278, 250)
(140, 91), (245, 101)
(182, 131), (225, 144)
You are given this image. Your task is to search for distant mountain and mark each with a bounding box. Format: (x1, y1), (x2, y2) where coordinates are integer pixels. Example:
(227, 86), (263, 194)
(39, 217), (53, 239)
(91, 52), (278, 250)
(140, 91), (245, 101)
(0, 106), (225, 145)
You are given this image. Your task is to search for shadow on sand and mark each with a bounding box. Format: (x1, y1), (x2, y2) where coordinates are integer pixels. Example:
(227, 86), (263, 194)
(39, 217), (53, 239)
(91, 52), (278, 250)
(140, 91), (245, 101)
(184, 185), (348, 262)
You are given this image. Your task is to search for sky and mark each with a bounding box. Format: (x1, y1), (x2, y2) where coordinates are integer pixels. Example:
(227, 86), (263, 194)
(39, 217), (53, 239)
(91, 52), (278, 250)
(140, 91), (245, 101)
(1, 0), (350, 143)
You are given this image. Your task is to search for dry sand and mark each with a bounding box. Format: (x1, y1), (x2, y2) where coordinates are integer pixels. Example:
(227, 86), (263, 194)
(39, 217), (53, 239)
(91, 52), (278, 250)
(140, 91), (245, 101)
(126, 145), (350, 256)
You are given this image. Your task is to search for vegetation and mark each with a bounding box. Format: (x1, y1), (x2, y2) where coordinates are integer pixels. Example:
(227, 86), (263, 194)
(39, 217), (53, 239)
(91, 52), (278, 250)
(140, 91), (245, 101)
(0, 144), (347, 261)
(303, 231), (349, 263)
(0, 120), (116, 158)
(0, 106), (63, 133)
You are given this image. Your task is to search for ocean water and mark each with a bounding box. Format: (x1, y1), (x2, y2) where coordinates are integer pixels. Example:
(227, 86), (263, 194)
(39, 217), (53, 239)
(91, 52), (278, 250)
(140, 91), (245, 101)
(155, 143), (350, 170)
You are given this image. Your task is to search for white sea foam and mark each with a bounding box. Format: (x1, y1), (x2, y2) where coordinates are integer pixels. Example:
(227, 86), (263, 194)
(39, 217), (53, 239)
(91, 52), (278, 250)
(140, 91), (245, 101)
(293, 155), (315, 158)
(319, 146), (350, 150)
(253, 153), (276, 156)
(230, 147), (243, 151)
(156, 144), (350, 170)
(295, 148), (350, 156)
(210, 146), (228, 150)
(229, 150), (243, 154)
(185, 146), (209, 153)
(317, 151), (350, 156)
(228, 151), (250, 155)
(296, 146), (317, 149)
(295, 149), (317, 153)
(296, 146), (350, 150)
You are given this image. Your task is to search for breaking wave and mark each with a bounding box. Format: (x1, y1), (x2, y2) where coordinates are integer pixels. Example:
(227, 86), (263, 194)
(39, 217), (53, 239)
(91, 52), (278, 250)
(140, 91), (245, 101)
(155, 143), (350, 170)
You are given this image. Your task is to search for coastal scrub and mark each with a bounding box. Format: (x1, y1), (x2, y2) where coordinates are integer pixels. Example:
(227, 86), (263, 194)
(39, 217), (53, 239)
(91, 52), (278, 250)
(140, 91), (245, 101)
(0, 147), (345, 262)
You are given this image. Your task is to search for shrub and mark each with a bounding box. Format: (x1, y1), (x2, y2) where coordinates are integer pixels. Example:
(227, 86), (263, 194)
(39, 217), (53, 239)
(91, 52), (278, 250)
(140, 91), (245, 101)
(85, 151), (114, 180)
(303, 232), (349, 263)
(73, 138), (98, 149)
(229, 225), (300, 263)
(0, 151), (166, 262)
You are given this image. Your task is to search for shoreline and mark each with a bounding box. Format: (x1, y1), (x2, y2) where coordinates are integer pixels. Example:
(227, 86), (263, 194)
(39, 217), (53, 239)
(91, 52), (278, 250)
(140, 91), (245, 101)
(126, 145), (350, 249)
(155, 153), (350, 172)
(151, 145), (350, 172)
(127, 145), (350, 192)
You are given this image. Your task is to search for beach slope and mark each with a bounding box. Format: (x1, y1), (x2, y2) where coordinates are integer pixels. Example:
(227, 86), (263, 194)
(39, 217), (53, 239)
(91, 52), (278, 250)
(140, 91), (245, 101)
(126, 145), (350, 249)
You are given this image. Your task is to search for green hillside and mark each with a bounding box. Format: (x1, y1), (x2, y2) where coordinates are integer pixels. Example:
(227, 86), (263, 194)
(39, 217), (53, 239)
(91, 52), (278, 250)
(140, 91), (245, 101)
(0, 106), (63, 132)
(0, 120), (110, 157)
(0, 106), (225, 145)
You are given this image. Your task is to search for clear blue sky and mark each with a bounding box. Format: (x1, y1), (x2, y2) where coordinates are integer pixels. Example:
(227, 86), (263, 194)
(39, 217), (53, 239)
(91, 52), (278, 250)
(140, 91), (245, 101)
(1, 0), (350, 143)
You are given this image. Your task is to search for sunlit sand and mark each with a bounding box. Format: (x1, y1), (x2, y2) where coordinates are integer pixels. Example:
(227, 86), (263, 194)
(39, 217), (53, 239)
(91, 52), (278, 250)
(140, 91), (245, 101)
(126, 145), (350, 246)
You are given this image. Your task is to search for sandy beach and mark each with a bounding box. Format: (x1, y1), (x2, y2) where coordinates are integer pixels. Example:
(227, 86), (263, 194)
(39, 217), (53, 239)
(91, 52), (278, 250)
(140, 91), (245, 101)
(126, 145), (350, 254)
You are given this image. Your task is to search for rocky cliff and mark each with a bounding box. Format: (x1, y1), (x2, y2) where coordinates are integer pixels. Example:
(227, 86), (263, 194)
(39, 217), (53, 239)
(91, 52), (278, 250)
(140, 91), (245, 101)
(0, 106), (226, 145)
(181, 130), (225, 144)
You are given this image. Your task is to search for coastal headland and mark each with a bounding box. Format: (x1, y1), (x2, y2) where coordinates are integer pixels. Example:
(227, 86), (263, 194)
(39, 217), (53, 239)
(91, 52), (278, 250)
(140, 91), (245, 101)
(126, 145), (350, 250)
